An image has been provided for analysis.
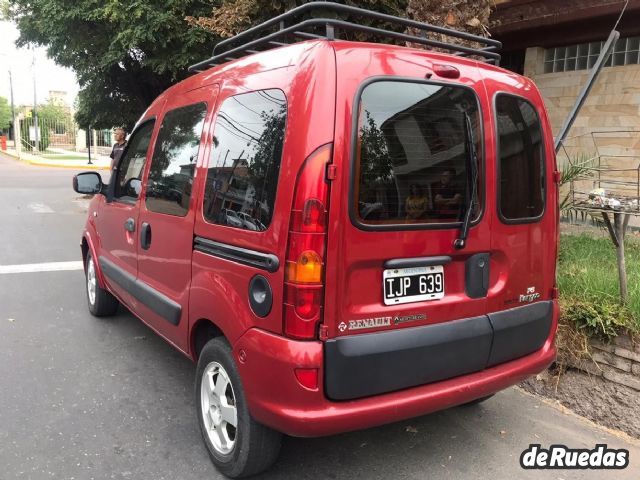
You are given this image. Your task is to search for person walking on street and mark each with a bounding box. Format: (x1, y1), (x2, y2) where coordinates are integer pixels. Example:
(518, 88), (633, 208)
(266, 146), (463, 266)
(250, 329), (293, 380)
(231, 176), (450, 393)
(110, 128), (127, 170)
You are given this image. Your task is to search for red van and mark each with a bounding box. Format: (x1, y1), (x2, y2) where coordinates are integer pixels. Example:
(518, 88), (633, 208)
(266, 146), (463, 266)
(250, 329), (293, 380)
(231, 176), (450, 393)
(73, 3), (558, 477)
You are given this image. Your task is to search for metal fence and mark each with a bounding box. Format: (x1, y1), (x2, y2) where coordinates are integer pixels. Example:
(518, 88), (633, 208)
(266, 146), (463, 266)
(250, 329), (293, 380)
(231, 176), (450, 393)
(558, 130), (640, 226)
(9, 114), (114, 162)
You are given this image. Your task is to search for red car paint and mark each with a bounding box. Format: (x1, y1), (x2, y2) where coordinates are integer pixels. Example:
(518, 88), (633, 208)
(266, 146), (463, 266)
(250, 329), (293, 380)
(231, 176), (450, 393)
(79, 40), (558, 438)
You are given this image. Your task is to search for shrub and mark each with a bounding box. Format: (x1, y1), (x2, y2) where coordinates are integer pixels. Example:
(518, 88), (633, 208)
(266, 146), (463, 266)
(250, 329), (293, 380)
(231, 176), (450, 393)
(19, 118), (50, 151)
(562, 297), (634, 340)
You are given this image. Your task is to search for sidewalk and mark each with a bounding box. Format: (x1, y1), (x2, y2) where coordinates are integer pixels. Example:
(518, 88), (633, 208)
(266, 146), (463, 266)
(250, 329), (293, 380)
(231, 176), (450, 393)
(1, 147), (111, 170)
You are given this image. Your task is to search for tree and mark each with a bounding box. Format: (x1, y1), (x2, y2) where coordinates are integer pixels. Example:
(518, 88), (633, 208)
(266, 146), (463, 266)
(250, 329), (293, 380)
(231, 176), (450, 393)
(406, 0), (493, 49)
(359, 110), (393, 190)
(0, 96), (11, 130)
(8, 0), (220, 130)
(187, 0), (492, 49)
(36, 98), (73, 134)
(186, 0), (409, 39)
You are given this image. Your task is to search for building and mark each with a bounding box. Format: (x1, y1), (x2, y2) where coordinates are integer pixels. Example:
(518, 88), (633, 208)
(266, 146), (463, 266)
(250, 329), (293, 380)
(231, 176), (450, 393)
(47, 90), (68, 107)
(492, 0), (640, 149)
(491, 0), (640, 210)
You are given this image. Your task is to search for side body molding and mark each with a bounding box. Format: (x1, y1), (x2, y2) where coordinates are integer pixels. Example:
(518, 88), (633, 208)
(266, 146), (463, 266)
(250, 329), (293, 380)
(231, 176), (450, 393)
(99, 256), (182, 325)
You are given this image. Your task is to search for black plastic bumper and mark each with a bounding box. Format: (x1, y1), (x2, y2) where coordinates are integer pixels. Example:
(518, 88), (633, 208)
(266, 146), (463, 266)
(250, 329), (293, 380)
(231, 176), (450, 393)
(325, 301), (553, 401)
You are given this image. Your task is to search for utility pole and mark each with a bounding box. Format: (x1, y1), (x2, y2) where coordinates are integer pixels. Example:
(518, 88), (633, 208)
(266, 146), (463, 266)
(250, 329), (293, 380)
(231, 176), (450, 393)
(8, 70), (15, 141)
(87, 125), (92, 165)
(32, 51), (39, 152)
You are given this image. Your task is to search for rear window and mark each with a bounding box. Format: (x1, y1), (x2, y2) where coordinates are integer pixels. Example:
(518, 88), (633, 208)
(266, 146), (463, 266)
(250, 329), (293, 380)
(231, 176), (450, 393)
(203, 89), (287, 231)
(354, 80), (482, 227)
(496, 94), (545, 221)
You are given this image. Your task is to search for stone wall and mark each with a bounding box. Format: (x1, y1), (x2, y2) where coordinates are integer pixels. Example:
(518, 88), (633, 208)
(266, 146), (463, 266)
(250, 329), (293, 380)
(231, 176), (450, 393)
(571, 334), (640, 391)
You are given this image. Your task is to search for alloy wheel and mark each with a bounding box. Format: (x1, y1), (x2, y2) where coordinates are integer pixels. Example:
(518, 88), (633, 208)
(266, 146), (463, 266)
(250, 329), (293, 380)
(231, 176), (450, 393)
(200, 361), (238, 455)
(87, 257), (97, 305)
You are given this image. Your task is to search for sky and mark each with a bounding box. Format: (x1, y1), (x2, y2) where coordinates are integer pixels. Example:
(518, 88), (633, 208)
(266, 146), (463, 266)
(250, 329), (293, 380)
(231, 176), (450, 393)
(0, 20), (79, 108)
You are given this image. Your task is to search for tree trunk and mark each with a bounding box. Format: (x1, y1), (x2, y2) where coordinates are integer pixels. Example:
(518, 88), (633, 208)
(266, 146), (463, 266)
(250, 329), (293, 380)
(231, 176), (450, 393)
(614, 212), (629, 304)
(602, 211), (629, 304)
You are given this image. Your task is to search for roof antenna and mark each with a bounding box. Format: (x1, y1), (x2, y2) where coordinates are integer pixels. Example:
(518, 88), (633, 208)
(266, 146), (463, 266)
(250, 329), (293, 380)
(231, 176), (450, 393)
(554, 0), (629, 153)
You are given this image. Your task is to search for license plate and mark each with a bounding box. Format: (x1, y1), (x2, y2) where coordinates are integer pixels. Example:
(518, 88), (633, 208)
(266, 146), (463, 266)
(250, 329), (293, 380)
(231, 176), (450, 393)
(383, 266), (445, 305)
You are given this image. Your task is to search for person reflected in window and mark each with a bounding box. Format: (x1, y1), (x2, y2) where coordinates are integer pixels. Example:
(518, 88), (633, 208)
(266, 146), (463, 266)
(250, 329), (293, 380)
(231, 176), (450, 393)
(405, 184), (428, 221)
(110, 127), (128, 170)
(432, 168), (462, 218)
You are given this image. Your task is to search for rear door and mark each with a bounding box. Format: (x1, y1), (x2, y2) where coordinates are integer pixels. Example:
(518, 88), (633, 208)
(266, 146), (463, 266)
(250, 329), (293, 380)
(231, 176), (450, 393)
(326, 61), (494, 339)
(481, 81), (557, 314)
(135, 85), (217, 352)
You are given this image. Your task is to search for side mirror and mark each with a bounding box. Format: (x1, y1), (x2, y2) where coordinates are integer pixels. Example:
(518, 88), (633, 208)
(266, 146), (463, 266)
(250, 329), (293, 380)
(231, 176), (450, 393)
(73, 172), (103, 195)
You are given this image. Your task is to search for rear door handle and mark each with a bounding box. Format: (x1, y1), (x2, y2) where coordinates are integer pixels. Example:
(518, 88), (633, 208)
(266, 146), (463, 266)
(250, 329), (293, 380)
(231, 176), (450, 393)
(124, 218), (136, 232)
(140, 222), (152, 250)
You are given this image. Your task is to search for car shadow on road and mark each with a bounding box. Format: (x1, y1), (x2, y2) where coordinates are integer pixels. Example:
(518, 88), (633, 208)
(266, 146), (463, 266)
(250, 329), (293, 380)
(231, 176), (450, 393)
(107, 306), (524, 480)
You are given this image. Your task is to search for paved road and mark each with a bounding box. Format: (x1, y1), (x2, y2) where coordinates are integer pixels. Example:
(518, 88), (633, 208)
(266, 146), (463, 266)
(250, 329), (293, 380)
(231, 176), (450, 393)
(0, 153), (638, 480)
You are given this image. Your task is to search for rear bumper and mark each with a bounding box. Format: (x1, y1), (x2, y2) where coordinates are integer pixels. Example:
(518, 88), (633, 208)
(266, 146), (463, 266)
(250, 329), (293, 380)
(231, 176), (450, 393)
(234, 301), (557, 437)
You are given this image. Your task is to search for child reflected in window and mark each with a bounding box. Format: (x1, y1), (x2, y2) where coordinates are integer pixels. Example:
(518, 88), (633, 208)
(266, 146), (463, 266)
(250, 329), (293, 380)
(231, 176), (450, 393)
(405, 184), (429, 221)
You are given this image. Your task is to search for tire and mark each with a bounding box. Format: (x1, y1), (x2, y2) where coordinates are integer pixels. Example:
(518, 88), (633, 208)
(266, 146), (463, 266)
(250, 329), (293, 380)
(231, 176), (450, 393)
(461, 394), (495, 407)
(85, 252), (119, 317)
(196, 337), (282, 478)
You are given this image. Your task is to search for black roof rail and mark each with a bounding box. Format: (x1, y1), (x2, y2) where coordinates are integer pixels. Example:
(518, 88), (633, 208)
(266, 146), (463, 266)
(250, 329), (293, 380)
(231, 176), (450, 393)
(189, 1), (501, 72)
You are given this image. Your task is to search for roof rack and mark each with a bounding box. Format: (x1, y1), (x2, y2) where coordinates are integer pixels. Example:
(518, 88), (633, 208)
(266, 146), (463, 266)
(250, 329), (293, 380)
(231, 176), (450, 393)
(188, 1), (501, 72)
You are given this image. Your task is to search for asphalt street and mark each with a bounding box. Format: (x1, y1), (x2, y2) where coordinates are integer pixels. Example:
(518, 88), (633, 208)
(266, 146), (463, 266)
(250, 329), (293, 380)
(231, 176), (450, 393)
(0, 152), (639, 480)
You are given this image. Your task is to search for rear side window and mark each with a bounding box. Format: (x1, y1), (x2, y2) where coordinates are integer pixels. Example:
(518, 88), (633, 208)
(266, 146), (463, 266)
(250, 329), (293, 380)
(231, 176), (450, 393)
(146, 102), (208, 217)
(354, 81), (482, 227)
(203, 89), (287, 231)
(496, 95), (545, 221)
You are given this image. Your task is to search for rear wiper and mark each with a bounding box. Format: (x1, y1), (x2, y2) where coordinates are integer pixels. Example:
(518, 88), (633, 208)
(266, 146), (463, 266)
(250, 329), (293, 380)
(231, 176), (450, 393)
(453, 113), (479, 250)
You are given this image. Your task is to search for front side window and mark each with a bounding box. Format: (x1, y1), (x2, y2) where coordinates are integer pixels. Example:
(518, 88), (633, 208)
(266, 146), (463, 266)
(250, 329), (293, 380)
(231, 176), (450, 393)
(496, 95), (545, 221)
(203, 89), (287, 231)
(145, 103), (208, 217)
(113, 120), (155, 201)
(354, 81), (482, 227)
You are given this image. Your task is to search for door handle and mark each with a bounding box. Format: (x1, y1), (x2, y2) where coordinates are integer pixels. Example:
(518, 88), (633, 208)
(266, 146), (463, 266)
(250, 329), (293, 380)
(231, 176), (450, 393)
(140, 222), (152, 250)
(124, 217), (136, 232)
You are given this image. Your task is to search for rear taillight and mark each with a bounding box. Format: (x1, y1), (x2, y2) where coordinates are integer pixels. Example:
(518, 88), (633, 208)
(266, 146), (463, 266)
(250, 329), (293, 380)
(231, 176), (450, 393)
(284, 144), (332, 340)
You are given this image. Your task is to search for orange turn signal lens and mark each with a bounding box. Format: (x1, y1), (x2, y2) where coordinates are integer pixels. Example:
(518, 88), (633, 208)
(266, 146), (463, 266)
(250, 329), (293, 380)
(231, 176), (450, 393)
(285, 250), (323, 284)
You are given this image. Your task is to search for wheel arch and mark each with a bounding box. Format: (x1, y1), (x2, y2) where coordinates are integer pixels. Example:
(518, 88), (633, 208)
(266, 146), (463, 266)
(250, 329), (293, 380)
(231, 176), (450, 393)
(191, 318), (225, 361)
(81, 232), (107, 289)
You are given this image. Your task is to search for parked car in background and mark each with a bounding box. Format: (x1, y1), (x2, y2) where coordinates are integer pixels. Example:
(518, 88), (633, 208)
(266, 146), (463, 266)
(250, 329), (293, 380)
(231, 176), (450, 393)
(73, 3), (559, 478)
(237, 212), (260, 231)
(222, 209), (243, 228)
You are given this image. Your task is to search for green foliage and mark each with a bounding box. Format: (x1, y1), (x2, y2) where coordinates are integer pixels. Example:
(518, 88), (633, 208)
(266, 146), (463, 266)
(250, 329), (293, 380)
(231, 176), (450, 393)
(0, 0), (8, 19)
(9, 0), (220, 129)
(38, 100), (71, 125)
(0, 96), (11, 130)
(19, 117), (50, 151)
(562, 298), (634, 340)
(558, 233), (640, 337)
(558, 152), (595, 211)
(358, 110), (393, 198)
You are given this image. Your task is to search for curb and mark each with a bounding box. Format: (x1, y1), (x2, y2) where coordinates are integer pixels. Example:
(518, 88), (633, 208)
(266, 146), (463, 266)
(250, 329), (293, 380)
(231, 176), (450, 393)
(1, 150), (110, 170)
(28, 159), (110, 170)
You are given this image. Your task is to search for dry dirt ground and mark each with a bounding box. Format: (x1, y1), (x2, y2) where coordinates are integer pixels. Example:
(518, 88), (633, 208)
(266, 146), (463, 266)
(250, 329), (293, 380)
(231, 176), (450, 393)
(520, 370), (640, 439)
